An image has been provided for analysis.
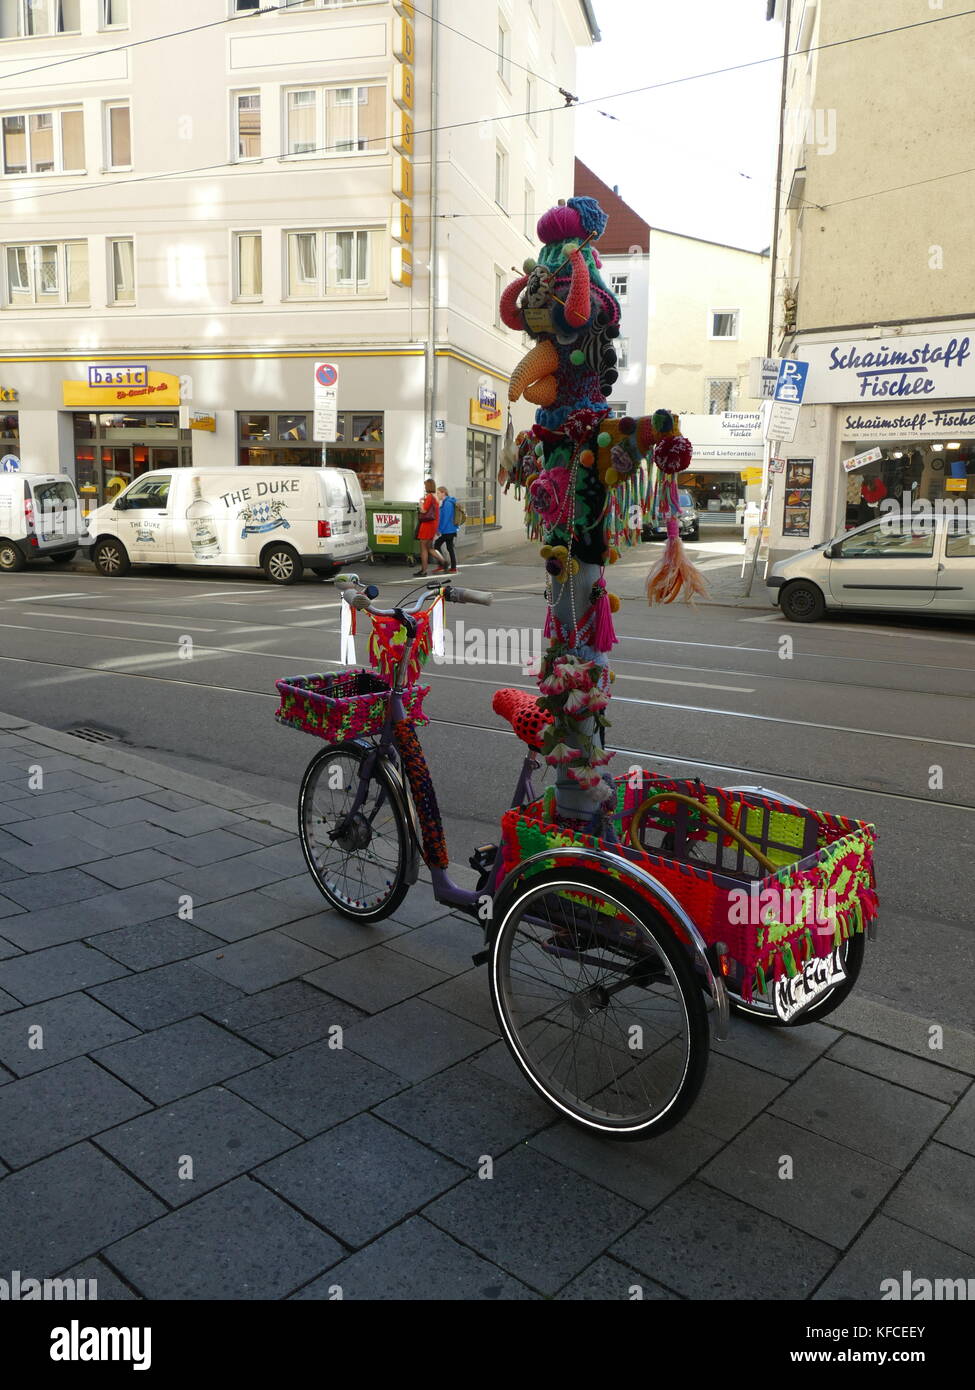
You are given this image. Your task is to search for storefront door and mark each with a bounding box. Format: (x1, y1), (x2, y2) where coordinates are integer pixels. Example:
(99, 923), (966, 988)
(466, 429), (498, 529)
(73, 413), (191, 511)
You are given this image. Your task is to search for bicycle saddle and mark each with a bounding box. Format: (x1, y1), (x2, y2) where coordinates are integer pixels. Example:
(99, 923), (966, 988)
(492, 688), (553, 752)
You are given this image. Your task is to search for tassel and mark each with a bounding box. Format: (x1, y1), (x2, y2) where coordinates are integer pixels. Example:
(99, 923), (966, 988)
(340, 599), (357, 666)
(646, 476), (708, 606)
(543, 607), (553, 639)
(591, 578), (618, 652)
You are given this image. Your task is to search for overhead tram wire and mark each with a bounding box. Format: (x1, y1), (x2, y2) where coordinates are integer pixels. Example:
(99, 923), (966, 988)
(0, 6), (973, 214)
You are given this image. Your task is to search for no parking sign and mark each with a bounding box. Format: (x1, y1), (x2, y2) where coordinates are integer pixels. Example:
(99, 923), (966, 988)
(314, 361), (339, 443)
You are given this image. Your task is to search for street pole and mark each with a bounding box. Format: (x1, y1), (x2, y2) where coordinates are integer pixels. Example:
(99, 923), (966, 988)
(422, 0), (439, 482)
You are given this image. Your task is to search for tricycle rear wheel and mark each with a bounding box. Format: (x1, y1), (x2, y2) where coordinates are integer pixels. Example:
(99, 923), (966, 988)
(489, 867), (710, 1140)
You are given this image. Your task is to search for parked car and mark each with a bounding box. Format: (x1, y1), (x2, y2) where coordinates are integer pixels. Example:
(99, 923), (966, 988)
(87, 467), (369, 584)
(0, 472), (87, 572)
(767, 513), (975, 621)
(644, 489), (700, 542)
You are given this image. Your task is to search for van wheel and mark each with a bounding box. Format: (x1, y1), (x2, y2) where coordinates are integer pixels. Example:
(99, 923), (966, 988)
(0, 540), (25, 572)
(263, 544), (303, 585)
(780, 579), (825, 623)
(93, 539), (131, 576)
(51, 551), (77, 565)
(687, 521), (700, 541)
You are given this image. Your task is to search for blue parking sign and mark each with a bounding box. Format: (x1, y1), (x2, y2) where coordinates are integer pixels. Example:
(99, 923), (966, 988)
(774, 358), (809, 403)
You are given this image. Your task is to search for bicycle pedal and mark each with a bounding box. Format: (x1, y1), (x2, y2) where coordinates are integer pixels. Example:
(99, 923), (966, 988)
(471, 948), (490, 968)
(469, 844), (498, 874)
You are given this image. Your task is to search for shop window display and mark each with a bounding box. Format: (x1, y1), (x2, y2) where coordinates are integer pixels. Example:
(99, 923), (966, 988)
(843, 440), (974, 528)
(237, 410), (384, 495)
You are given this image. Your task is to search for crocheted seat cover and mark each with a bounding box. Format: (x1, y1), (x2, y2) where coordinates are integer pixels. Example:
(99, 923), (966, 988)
(493, 687), (553, 751)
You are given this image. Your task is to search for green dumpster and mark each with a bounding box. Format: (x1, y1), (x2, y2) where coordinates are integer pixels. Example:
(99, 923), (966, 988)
(367, 500), (420, 564)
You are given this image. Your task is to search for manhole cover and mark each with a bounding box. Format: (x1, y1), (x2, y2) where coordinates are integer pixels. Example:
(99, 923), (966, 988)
(66, 726), (121, 744)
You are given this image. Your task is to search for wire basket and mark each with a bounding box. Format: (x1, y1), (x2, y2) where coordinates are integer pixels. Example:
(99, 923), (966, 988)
(274, 668), (429, 742)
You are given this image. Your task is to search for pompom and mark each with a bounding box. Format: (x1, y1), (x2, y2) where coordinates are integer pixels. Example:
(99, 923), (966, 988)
(570, 349), (586, 366)
(618, 416), (636, 436)
(523, 258), (537, 273)
(608, 593), (621, 613)
(534, 441), (545, 457)
(536, 204), (586, 244)
(654, 434), (693, 475)
(652, 409), (675, 436)
(563, 240), (579, 257)
(579, 449), (595, 467)
(605, 467), (619, 487)
(597, 431), (612, 449)
(539, 545), (553, 558)
(545, 557), (562, 576)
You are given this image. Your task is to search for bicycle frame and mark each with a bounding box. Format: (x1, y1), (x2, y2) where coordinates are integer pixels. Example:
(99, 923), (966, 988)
(338, 589), (538, 917)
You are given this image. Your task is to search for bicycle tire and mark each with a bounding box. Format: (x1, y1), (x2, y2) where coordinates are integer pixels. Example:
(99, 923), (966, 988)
(298, 742), (412, 922)
(489, 866), (710, 1140)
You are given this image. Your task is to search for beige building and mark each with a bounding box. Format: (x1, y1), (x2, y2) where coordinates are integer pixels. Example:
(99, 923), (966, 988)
(646, 229), (770, 518)
(0, 0), (598, 544)
(765, 0), (975, 560)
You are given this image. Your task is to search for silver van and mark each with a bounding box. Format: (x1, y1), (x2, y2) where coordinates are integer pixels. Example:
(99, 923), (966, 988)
(767, 512), (975, 621)
(0, 472), (86, 572)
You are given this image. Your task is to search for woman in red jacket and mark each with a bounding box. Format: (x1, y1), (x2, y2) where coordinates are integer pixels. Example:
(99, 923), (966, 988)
(415, 478), (440, 576)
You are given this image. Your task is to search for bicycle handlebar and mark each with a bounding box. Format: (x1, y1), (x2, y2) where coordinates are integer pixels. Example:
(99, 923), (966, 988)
(339, 579), (493, 618)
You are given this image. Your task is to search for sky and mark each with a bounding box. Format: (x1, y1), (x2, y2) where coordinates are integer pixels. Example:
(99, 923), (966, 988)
(573, 0), (784, 251)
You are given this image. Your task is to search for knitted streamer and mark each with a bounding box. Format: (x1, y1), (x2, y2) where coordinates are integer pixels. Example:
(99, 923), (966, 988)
(646, 472), (708, 606)
(393, 719), (449, 869)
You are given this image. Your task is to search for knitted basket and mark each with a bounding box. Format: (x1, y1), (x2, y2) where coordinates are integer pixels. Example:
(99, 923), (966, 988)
(500, 773), (877, 1002)
(274, 668), (429, 742)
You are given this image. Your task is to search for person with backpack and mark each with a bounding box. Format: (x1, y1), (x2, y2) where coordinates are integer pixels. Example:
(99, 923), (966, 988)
(434, 486), (465, 572)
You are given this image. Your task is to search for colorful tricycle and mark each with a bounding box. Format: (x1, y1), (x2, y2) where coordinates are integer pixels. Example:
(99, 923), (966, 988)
(274, 576), (879, 1141)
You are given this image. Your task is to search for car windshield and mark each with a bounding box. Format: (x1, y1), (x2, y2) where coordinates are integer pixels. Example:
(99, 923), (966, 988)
(679, 492), (693, 509)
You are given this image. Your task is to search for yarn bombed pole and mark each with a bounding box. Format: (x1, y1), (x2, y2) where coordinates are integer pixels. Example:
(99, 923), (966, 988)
(501, 196), (706, 828)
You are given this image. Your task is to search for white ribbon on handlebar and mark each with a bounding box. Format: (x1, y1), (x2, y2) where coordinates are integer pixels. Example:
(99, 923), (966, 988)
(340, 597), (357, 666)
(430, 591), (445, 656)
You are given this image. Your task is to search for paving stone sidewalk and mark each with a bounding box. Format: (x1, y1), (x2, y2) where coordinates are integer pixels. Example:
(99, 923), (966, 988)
(0, 711), (972, 1301)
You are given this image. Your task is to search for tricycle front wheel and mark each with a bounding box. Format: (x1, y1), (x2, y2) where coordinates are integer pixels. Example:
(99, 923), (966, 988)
(298, 743), (411, 922)
(489, 867), (710, 1140)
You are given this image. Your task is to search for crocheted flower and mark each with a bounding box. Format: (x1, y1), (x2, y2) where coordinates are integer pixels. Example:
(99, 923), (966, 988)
(563, 688), (590, 716)
(528, 466), (571, 527)
(543, 742), (576, 766)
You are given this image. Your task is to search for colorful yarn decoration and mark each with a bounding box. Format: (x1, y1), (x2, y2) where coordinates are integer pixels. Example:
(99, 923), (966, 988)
(274, 670), (429, 742)
(393, 719), (449, 869)
(369, 611), (432, 687)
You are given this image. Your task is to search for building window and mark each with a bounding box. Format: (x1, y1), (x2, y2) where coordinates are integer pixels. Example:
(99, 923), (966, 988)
(616, 338), (629, 370)
(285, 83), (386, 158)
(495, 143), (508, 210)
(526, 75), (537, 131)
(109, 237), (134, 304)
(494, 266), (504, 327)
(285, 228), (380, 298)
(610, 272), (628, 301)
(104, 104), (131, 170)
(0, 0), (80, 36)
(497, 17), (511, 87)
(238, 409), (385, 495)
(710, 309), (739, 339)
(707, 378), (736, 414)
(101, 0), (128, 25)
(605, 402), (628, 419)
(234, 92), (261, 160)
(234, 0), (380, 9)
(523, 180), (534, 239)
(1, 107), (84, 175)
(234, 231), (262, 300)
(3, 241), (88, 306)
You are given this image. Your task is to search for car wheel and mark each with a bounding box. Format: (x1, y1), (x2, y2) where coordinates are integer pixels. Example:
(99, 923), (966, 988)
(687, 521), (700, 541)
(262, 544), (303, 585)
(93, 539), (131, 576)
(0, 540), (25, 572)
(50, 551), (77, 565)
(780, 579), (825, 623)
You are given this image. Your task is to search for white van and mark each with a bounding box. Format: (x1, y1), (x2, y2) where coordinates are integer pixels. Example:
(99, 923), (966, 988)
(0, 472), (87, 572)
(87, 467), (369, 584)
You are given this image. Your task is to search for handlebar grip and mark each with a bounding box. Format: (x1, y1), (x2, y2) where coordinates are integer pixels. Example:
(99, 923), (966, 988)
(341, 589), (373, 612)
(449, 587), (493, 606)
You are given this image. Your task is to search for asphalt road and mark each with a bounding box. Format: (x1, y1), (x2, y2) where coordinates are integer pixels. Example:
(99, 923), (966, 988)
(1, 546), (973, 1028)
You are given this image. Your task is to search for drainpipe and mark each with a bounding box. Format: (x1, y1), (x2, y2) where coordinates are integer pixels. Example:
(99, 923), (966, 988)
(766, 0), (793, 356)
(422, 0), (440, 480)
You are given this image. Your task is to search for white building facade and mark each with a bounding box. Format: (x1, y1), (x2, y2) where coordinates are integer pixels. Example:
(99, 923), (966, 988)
(0, 0), (598, 541)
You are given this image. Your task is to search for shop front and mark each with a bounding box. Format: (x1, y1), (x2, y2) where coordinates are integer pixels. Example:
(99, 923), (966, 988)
(73, 411), (192, 509)
(679, 412), (765, 521)
(765, 328), (975, 563)
(237, 410), (386, 497)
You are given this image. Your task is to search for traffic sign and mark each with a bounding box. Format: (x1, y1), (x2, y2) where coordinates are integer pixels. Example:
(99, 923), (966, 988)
(314, 361), (339, 443)
(774, 358), (809, 404)
(765, 400), (800, 443)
